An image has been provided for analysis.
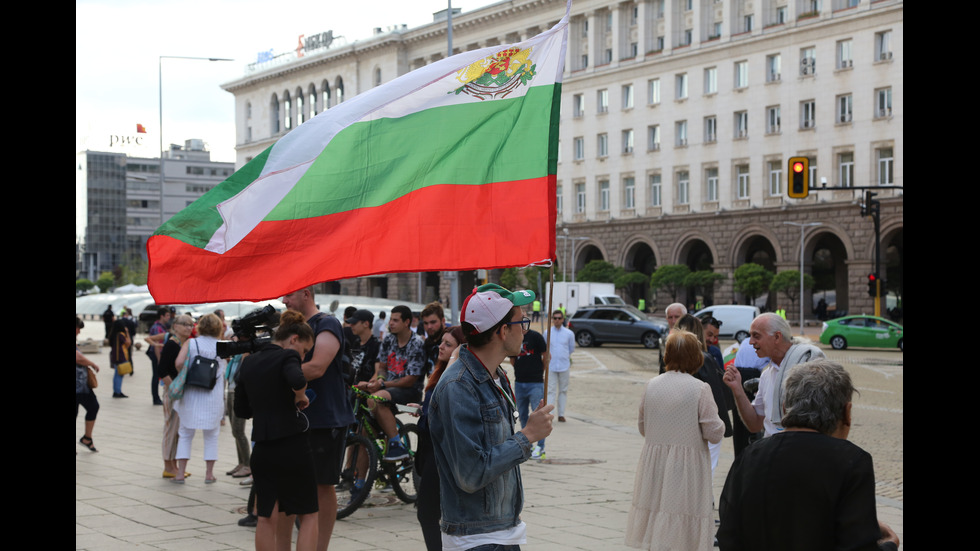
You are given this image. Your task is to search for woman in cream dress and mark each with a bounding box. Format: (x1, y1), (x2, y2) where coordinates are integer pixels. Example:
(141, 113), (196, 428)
(626, 330), (725, 551)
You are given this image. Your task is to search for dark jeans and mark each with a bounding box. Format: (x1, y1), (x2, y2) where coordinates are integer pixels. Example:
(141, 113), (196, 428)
(148, 352), (162, 403)
(416, 428), (441, 551)
(514, 381), (544, 449)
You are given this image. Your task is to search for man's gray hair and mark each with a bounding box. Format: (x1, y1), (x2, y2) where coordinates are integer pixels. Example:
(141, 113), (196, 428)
(757, 312), (792, 343)
(665, 303), (688, 316)
(781, 360), (855, 434)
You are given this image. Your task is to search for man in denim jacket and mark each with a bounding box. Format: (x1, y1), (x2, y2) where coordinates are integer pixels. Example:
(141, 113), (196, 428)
(429, 284), (555, 551)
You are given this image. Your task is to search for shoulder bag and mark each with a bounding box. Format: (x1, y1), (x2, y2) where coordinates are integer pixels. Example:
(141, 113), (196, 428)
(185, 339), (219, 390)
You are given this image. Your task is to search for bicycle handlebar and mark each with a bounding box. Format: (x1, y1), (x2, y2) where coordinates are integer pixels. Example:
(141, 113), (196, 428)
(349, 386), (421, 416)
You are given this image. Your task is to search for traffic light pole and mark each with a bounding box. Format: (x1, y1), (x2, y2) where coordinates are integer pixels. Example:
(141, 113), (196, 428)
(861, 191), (882, 317)
(792, 178), (901, 318)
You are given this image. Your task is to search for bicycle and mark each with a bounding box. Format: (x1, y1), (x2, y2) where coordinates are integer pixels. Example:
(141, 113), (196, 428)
(336, 386), (420, 519)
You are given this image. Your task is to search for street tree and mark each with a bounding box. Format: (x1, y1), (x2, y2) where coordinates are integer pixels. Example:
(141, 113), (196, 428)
(614, 271), (649, 305)
(770, 270), (815, 318)
(576, 259), (622, 283)
(499, 267), (520, 291)
(650, 264), (691, 302)
(684, 270), (725, 304)
(96, 271), (115, 293)
(76, 278), (95, 295)
(733, 263), (774, 305)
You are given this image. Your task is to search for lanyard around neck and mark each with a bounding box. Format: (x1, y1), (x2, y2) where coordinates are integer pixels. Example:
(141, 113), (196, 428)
(469, 349), (519, 419)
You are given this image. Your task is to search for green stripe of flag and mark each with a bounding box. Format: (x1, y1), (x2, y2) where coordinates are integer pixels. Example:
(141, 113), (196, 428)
(266, 84), (556, 221)
(157, 146), (272, 246)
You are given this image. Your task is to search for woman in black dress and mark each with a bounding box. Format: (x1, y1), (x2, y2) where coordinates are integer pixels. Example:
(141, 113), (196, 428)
(234, 310), (316, 551)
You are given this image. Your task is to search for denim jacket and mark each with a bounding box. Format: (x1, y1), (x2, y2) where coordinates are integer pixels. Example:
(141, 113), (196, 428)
(429, 345), (532, 536)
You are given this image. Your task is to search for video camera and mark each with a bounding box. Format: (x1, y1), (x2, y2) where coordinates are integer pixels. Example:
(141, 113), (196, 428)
(216, 305), (279, 358)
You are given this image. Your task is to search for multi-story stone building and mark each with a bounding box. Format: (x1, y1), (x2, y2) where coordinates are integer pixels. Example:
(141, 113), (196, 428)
(220, 0), (903, 321)
(76, 139), (234, 281)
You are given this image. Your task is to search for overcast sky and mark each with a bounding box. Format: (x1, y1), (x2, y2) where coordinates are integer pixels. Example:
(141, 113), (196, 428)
(76, 0), (496, 163)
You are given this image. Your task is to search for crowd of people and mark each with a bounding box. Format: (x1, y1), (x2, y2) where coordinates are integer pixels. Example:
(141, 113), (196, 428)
(77, 286), (899, 551)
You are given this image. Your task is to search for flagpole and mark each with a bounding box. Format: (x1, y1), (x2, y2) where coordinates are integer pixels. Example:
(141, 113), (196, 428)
(543, 262), (554, 406)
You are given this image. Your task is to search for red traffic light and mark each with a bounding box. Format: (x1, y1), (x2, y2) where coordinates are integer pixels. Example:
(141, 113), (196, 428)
(787, 156), (809, 199)
(868, 273), (877, 281)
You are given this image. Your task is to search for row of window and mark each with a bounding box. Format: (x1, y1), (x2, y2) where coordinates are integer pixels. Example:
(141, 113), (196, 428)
(258, 78), (347, 134)
(184, 166), (232, 177)
(571, 87), (891, 157)
(558, 149), (895, 214)
(573, 48), (891, 118)
(572, 3), (892, 68)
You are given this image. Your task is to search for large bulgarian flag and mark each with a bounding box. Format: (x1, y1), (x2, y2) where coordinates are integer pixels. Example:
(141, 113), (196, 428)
(147, 6), (570, 304)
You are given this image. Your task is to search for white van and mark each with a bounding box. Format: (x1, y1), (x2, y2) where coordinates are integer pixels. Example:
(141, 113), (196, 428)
(694, 305), (761, 343)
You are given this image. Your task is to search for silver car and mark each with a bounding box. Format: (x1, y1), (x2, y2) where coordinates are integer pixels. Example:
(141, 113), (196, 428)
(568, 306), (669, 349)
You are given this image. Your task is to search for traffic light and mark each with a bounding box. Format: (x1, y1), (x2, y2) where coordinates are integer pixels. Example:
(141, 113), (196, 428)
(788, 156), (809, 199)
(867, 273), (879, 297)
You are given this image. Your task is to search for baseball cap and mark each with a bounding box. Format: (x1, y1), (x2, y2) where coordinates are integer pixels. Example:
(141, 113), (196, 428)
(345, 309), (374, 325)
(460, 283), (536, 333)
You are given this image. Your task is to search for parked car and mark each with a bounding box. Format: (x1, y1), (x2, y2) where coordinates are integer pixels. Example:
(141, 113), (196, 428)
(567, 305), (668, 349)
(138, 304), (171, 334)
(819, 315), (903, 352)
(693, 305), (761, 343)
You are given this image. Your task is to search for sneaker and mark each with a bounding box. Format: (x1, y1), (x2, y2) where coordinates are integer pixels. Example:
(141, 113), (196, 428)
(383, 440), (410, 462)
(238, 513), (258, 527)
(350, 479), (366, 495)
(531, 445), (541, 460)
(538, 451), (547, 460)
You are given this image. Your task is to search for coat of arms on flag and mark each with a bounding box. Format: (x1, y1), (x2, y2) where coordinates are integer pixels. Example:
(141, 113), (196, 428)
(451, 47), (537, 100)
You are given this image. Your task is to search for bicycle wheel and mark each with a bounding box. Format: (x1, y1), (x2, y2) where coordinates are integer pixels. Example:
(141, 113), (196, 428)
(385, 422), (420, 503)
(336, 433), (378, 519)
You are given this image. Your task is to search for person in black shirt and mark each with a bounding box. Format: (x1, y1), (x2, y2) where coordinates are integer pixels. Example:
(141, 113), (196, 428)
(235, 310), (317, 551)
(345, 309), (380, 384)
(510, 328), (548, 459)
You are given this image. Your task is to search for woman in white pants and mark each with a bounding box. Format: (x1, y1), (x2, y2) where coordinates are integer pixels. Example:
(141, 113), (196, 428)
(173, 313), (226, 483)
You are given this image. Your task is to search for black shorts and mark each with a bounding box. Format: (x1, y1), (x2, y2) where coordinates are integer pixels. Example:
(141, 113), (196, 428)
(385, 386), (421, 406)
(251, 433), (318, 517)
(308, 427), (346, 485)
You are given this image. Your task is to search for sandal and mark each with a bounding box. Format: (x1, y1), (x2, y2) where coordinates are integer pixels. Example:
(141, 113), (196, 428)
(79, 436), (98, 452)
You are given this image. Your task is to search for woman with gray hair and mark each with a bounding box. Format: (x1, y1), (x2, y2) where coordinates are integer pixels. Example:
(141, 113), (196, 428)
(717, 360), (899, 551)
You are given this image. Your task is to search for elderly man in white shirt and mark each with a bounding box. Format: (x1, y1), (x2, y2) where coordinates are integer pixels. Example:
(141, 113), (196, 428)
(723, 313), (825, 437)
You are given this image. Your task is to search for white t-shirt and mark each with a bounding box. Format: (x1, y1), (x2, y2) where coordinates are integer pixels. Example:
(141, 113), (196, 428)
(441, 521), (527, 551)
(545, 325), (575, 372)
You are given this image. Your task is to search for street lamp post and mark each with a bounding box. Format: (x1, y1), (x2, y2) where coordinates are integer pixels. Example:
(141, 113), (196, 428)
(158, 55), (233, 230)
(783, 221), (822, 335)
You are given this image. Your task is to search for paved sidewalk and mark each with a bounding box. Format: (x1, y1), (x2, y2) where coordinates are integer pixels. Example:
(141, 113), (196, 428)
(76, 323), (902, 550)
